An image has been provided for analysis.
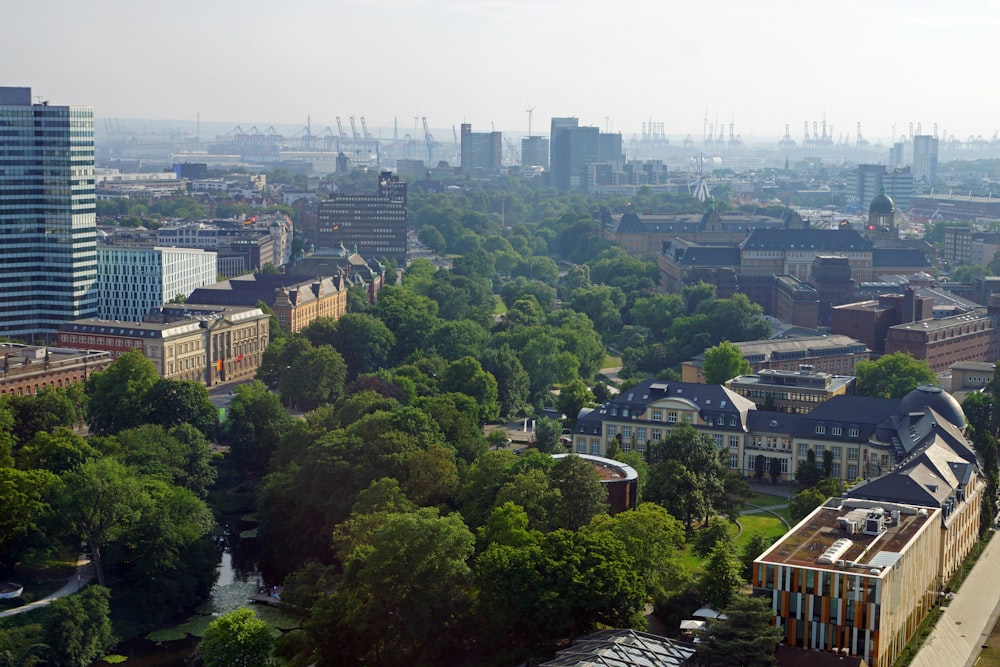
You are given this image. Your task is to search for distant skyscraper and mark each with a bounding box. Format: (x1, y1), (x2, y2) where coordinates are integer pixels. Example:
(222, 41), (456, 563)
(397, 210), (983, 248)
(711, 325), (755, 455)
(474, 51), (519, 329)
(912, 135), (939, 183)
(0, 87), (97, 340)
(521, 136), (549, 170)
(460, 123), (502, 175)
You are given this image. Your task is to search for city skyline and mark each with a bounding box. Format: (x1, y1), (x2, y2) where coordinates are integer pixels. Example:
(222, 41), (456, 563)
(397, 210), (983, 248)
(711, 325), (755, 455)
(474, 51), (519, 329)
(4, 0), (1000, 144)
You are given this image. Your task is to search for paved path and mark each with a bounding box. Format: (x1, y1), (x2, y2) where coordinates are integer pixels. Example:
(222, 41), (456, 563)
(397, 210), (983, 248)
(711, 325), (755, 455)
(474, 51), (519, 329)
(910, 532), (1000, 667)
(0, 555), (94, 618)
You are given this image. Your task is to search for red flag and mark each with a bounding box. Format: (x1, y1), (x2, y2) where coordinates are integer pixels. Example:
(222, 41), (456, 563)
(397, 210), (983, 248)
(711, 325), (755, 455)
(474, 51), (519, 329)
(237, 354), (244, 362)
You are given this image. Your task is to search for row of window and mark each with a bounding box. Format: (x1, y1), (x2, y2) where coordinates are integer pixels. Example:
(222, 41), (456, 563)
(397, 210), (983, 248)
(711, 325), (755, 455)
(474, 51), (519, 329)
(814, 423), (860, 437)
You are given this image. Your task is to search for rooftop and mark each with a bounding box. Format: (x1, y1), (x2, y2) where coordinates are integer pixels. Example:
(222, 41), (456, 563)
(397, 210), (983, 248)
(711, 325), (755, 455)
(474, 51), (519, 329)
(540, 629), (696, 667)
(758, 499), (936, 573)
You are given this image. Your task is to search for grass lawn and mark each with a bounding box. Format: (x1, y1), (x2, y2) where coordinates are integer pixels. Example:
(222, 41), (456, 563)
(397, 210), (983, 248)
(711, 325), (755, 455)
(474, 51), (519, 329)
(603, 353), (622, 369)
(747, 492), (791, 507)
(736, 514), (788, 547)
(979, 618), (1000, 667)
(493, 296), (506, 315)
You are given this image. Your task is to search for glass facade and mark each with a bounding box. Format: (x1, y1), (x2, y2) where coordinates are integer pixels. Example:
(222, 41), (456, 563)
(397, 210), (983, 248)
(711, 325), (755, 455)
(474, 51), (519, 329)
(0, 88), (97, 338)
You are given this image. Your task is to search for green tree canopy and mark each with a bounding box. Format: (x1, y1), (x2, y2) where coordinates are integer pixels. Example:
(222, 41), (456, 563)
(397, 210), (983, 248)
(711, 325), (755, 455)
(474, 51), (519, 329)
(200, 608), (275, 667)
(702, 340), (752, 384)
(85, 350), (159, 435)
(694, 595), (783, 666)
(44, 585), (115, 667)
(855, 352), (936, 398)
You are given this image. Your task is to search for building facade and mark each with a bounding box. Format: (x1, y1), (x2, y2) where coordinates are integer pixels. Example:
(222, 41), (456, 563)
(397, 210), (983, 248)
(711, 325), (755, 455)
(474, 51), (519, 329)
(57, 304), (269, 385)
(460, 124), (502, 175)
(0, 343), (112, 397)
(726, 369), (855, 414)
(97, 246), (218, 322)
(0, 87), (98, 339)
(316, 170), (408, 263)
(682, 335), (870, 383)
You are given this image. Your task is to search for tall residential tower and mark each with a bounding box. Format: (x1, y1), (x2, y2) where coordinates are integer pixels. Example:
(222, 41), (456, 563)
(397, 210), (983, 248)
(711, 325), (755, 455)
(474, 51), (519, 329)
(0, 87), (98, 339)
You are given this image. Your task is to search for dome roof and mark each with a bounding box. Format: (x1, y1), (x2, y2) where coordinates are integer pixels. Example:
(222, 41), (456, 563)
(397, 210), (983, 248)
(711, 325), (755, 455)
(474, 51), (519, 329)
(900, 384), (966, 429)
(869, 189), (895, 215)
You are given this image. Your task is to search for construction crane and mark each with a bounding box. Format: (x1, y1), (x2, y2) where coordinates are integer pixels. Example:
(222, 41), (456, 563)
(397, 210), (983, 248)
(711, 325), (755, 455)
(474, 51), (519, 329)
(360, 117), (371, 153)
(422, 116), (434, 164)
(349, 116), (361, 152)
(335, 117), (347, 151)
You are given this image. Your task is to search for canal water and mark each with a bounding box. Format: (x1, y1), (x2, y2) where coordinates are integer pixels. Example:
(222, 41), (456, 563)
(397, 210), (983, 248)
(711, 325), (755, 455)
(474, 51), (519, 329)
(102, 518), (295, 666)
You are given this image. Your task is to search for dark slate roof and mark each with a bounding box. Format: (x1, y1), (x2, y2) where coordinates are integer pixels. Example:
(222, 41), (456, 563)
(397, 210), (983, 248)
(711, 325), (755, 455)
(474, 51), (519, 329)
(872, 247), (931, 268)
(575, 378), (756, 435)
(675, 246), (741, 266)
(540, 629), (696, 667)
(746, 410), (803, 434)
(741, 228), (871, 252)
(901, 385), (966, 429)
(794, 396), (901, 442)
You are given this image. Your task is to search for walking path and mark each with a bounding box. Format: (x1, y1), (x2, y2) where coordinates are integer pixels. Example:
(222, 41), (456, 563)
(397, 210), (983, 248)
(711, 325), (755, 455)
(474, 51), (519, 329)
(0, 555), (94, 618)
(910, 532), (1000, 667)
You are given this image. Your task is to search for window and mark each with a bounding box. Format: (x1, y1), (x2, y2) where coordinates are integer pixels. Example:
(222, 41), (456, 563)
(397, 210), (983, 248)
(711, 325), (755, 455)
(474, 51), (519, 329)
(848, 447), (858, 460)
(798, 443), (808, 456)
(714, 434), (724, 447)
(652, 429), (662, 442)
(729, 435), (739, 449)
(683, 413), (693, 423)
(848, 426), (860, 437)
(831, 425), (842, 436)
(831, 463), (841, 478)
(729, 416), (737, 426)
(622, 426), (632, 438)
(717, 415), (725, 426)
(591, 440), (600, 455)
(653, 410), (663, 422)
(847, 464), (858, 479)
(607, 425), (616, 437)
(611, 406), (617, 416)
(637, 427), (646, 440)
(881, 454), (889, 467)
(747, 457), (755, 470)
(667, 411), (676, 423)
(815, 424), (826, 435)
(576, 439), (586, 454)
(730, 453), (738, 469)
(831, 446), (842, 459)
(815, 445), (824, 457)
(780, 459), (789, 474)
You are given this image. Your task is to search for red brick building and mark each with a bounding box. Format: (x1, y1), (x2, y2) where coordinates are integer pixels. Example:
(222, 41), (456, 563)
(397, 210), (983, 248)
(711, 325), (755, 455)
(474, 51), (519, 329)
(0, 343), (112, 398)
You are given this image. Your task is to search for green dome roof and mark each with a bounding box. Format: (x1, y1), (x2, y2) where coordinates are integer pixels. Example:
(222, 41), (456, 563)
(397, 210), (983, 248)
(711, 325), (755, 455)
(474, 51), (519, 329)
(870, 188), (895, 215)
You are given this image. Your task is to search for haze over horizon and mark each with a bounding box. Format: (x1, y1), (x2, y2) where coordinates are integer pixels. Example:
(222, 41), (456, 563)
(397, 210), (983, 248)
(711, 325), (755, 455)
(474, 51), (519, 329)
(4, 0), (999, 144)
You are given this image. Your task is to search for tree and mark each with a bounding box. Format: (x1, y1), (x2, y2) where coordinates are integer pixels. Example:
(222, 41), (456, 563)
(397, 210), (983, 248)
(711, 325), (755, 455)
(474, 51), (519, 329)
(646, 425), (727, 533)
(317, 313), (395, 381)
(789, 487), (826, 524)
(0, 467), (56, 568)
(441, 356), (499, 423)
(280, 345), (347, 411)
(550, 454), (608, 530)
(310, 508), (475, 666)
(855, 352), (936, 398)
(483, 345), (530, 418)
(224, 380), (293, 468)
(494, 468), (561, 532)
(695, 595), (783, 666)
(794, 449), (823, 489)
(143, 378), (218, 437)
(700, 541), (743, 609)
(116, 424), (217, 498)
(693, 517), (735, 558)
(740, 531), (775, 581)
(44, 586), (115, 667)
(85, 350), (159, 435)
(702, 341), (752, 384)
(200, 608), (275, 667)
(532, 416), (563, 454)
(57, 458), (146, 586)
(555, 378), (592, 429)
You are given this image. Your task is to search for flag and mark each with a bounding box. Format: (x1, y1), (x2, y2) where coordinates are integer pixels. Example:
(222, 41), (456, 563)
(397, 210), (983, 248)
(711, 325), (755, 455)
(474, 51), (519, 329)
(237, 354), (244, 362)
(216, 359), (223, 372)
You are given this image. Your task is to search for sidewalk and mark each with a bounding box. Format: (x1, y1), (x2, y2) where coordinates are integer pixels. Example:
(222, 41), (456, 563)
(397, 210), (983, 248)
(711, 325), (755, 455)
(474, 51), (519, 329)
(910, 533), (1000, 667)
(0, 555), (94, 618)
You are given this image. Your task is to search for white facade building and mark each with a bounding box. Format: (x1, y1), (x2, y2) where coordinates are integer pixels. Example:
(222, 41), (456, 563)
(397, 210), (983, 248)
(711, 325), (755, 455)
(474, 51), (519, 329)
(98, 246), (218, 322)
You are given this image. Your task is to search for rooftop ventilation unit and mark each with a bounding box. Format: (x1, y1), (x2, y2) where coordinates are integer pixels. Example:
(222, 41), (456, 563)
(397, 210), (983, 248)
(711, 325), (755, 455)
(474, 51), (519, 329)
(818, 538), (853, 565)
(864, 508), (886, 536)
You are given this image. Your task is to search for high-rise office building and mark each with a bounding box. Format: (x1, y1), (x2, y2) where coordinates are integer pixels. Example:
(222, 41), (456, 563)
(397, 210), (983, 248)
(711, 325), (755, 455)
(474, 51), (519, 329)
(460, 123), (502, 175)
(0, 87), (97, 340)
(521, 136), (549, 170)
(316, 170), (408, 263)
(912, 135), (939, 183)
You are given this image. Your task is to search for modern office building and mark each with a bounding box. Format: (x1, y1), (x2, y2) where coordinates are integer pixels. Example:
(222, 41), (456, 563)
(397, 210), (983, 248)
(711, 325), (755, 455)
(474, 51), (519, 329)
(726, 369), (855, 414)
(521, 136), (549, 170)
(550, 117), (598, 192)
(848, 164), (912, 213)
(0, 87), (98, 339)
(459, 123), (501, 175)
(912, 135), (939, 183)
(97, 246), (217, 322)
(316, 170), (408, 263)
(682, 335), (871, 383)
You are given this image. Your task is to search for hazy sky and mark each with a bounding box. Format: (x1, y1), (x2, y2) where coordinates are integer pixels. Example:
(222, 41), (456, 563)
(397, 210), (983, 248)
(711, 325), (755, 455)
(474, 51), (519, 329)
(4, 0), (999, 143)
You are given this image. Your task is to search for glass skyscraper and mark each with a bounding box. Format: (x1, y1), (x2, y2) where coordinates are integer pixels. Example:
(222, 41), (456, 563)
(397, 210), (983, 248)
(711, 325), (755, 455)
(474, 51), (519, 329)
(0, 87), (97, 340)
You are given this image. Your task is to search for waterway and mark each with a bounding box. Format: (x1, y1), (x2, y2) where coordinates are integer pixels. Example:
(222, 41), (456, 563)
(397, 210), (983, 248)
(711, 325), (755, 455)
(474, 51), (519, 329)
(102, 518), (296, 666)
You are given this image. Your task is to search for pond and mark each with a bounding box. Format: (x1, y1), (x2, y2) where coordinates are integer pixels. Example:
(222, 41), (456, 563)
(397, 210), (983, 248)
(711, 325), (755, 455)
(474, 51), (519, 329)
(100, 517), (298, 666)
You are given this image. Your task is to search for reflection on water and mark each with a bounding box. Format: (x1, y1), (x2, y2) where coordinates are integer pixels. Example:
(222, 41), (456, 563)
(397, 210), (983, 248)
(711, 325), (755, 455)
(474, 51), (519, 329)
(101, 517), (289, 667)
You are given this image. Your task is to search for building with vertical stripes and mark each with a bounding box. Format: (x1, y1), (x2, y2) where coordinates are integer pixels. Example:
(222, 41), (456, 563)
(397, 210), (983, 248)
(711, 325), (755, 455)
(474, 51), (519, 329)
(97, 246), (218, 322)
(0, 87), (97, 339)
